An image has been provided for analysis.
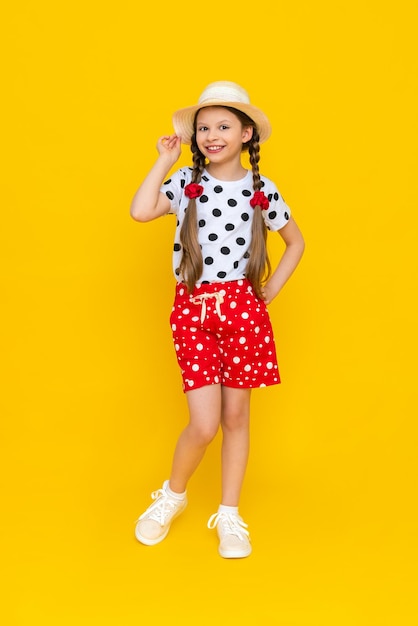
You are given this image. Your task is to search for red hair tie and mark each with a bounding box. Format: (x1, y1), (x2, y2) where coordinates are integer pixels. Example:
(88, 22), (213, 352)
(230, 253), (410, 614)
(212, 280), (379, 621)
(250, 190), (269, 210)
(184, 183), (204, 199)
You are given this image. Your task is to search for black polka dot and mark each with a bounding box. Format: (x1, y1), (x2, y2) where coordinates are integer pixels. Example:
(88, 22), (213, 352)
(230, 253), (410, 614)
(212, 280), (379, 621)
(166, 191), (174, 200)
(241, 212), (250, 222)
(212, 209), (222, 217)
(284, 211), (289, 220)
(163, 179), (172, 185)
(233, 261), (239, 269)
(202, 175), (209, 182)
(220, 247), (231, 255)
(208, 233), (218, 241)
(268, 193), (273, 202)
(199, 219), (206, 227)
(244, 251), (250, 259)
(180, 179), (185, 188)
(227, 199), (237, 207)
(217, 271), (227, 279)
(268, 211), (277, 220)
(236, 237), (246, 246)
(204, 257), (214, 265)
(175, 268), (180, 275)
(242, 189), (251, 197)
(199, 195), (209, 203)
(174, 243), (181, 251)
(260, 180), (265, 188)
(225, 223), (235, 231)
(214, 185), (223, 193)
(274, 192), (279, 201)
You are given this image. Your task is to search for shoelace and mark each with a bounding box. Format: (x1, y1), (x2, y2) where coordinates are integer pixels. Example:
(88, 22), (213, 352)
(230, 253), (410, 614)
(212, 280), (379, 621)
(138, 488), (181, 525)
(207, 511), (250, 541)
(190, 291), (224, 324)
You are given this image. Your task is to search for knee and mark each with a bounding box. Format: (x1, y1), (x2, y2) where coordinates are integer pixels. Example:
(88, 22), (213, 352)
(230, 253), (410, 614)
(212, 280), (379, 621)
(221, 408), (249, 432)
(189, 422), (219, 447)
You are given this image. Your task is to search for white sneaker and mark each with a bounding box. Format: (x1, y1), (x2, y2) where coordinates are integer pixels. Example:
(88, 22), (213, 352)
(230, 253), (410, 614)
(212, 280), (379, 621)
(207, 510), (252, 558)
(135, 481), (187, 546)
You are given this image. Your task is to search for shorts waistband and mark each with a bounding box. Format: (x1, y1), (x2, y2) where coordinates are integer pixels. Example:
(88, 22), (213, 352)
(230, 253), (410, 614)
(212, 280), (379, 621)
(176, 278), (252, 296)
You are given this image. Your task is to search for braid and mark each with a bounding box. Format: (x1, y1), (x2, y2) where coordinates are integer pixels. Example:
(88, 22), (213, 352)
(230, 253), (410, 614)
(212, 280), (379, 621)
(179, 133), (205, 293)
(191, 135), (206, 183)
(249, 130), (263, 192)
(246, 129), (271, 298)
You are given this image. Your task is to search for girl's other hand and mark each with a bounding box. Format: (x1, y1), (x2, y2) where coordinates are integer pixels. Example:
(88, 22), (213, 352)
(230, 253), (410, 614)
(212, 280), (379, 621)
(261, 285), (275, 305)
(261, 279), (284, 304)
(157, 134), (182, 165)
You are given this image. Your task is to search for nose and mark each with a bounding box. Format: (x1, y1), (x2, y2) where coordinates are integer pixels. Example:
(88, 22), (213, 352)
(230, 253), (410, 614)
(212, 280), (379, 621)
(207, 127), (219, 142)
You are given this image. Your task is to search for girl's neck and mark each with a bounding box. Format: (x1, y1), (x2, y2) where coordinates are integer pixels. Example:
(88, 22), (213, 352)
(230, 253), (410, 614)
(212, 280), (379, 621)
(205, 162), (247, 181)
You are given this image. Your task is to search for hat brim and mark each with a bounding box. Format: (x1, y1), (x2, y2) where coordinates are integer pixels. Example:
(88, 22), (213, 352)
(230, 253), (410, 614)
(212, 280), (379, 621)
(172, 101), (272, 145)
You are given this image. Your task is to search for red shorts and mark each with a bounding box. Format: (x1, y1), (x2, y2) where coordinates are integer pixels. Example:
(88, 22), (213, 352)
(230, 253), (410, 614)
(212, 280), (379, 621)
(170, 279), (280, 392)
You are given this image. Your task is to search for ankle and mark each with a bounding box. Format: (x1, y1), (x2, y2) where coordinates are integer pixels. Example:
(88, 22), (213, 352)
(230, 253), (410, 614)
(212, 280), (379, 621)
(218, 504), (239, 515)
(166, 481), (187, 499)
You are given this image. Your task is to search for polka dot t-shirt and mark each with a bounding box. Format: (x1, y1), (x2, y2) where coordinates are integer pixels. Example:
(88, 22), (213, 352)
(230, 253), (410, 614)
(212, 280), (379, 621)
(161, 168), (291, 284)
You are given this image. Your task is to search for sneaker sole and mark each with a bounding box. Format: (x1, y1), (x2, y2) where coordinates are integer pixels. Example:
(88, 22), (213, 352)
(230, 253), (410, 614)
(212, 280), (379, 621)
(135, 524), (170, 546)
(219, 545), (252, 558)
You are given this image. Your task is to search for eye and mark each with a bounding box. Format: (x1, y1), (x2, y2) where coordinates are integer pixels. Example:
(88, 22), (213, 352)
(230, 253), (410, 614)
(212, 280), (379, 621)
(220, 125), (229, 130)
(197, 126), (208, 132)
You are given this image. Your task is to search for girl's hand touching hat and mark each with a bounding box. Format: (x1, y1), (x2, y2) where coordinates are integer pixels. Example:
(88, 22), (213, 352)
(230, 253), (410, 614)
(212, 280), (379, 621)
(157, 134), (182, 166)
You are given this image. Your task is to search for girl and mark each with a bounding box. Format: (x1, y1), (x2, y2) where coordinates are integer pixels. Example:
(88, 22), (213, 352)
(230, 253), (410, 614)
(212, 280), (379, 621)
(130, 81), (304, 558)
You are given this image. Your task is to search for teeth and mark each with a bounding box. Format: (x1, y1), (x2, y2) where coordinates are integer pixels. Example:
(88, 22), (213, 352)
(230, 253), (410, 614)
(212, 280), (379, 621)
(207, 146), (223, 151)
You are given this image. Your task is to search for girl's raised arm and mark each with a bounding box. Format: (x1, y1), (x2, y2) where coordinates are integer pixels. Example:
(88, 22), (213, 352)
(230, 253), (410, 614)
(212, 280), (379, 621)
(130, 134), (182, 222)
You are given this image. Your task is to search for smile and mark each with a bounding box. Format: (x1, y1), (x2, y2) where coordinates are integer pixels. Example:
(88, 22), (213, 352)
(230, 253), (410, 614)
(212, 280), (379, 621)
(206, 146), (224, 153)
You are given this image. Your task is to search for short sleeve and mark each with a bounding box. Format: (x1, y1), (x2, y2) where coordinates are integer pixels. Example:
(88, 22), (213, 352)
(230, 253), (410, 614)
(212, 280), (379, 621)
(160, 168), (189, 215)
(261, 181), (292, 231)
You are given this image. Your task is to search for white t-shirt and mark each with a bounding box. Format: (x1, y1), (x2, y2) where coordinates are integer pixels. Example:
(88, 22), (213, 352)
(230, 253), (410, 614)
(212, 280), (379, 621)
(161, 167), (291, 284)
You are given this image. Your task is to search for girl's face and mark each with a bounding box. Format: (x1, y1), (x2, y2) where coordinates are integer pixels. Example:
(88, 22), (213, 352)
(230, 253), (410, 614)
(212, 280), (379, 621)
(195, 107), (253, 166)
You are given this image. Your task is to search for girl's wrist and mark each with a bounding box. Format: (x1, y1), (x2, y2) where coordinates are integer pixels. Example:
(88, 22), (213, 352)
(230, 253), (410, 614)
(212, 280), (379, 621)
(157, 152), (175, 164)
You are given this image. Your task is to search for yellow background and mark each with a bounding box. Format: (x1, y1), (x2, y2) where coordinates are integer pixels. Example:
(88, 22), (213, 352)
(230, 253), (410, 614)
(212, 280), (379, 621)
(1, 1), (417, 624)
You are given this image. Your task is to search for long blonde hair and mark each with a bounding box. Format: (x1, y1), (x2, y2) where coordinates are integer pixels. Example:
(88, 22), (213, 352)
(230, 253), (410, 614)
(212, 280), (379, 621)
(179, 107), (270, 299)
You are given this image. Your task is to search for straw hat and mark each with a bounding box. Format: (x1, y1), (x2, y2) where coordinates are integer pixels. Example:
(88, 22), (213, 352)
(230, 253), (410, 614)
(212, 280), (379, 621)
(172, 81), (272, 145)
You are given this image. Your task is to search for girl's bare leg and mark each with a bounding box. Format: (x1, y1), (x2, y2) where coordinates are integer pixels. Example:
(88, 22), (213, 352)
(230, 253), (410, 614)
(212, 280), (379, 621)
(220, 387), (251, 506)
(168, 384), (222, 493)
